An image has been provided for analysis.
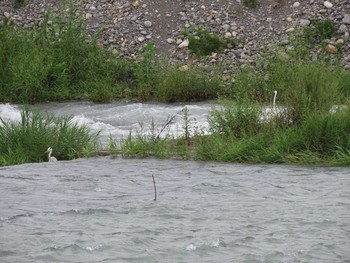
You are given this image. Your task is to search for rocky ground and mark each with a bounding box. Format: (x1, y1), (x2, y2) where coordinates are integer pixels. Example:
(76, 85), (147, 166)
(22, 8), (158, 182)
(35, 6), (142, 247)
(1, 0), (350, 69)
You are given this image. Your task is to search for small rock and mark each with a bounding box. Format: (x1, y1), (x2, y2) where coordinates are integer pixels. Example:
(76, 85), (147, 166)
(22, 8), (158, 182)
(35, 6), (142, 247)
(343, 14), (350, 25)
(132, 0), (141, 8)
(287, 16), (293, 22)
(137, 36), (145, 42)
(299, 19), (310, 27)
(339, 24), (348, 33)
(85, 13), (93, 19)
(178, 39), (189, 48)
(222, 24), (230, 31)
(293, 2), (300, 8)
(323, 1), (333, 9)
(179, 65), (189, 71)
(167, 38), (175, 44)
(325, 44), (337, 54)
(336, 38), (344, 45)
(225, 32), (232, 38)
(144, 21), (152, 28)
(4, 12), (10, 19)
(176, 39), (183, 45)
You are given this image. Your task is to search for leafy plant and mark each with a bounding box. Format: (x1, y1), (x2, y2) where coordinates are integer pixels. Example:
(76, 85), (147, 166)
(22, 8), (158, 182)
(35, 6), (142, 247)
(243, 0), (259, 8)
(303, 19), (337, 44)
(13, 0), (26, 9)
(184, 27), (235, 56)
(157, 64), (220, 102)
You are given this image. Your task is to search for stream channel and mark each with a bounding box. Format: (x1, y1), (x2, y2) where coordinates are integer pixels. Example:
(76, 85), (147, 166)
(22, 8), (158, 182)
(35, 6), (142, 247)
(0, 102), (349, 262)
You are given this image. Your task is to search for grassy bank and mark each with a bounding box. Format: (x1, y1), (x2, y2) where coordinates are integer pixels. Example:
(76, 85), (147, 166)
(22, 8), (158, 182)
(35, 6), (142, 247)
(0, 8), (221, 104)
(1, 7), (350, 166)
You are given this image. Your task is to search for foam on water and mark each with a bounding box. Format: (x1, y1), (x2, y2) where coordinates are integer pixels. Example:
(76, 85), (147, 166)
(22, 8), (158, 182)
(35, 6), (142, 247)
(0, 103), (22, 124)
(2, 102), (286, 145)
(1, 102), (215, 145)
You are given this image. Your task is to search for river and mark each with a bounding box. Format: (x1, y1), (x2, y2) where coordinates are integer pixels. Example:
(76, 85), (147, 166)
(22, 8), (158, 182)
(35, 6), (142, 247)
(1, 157), (349, 262)
(0, 102), (349, 262)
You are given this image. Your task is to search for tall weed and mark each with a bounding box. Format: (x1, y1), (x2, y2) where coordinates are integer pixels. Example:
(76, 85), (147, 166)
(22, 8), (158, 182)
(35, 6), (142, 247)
(0, 108), (98, 166)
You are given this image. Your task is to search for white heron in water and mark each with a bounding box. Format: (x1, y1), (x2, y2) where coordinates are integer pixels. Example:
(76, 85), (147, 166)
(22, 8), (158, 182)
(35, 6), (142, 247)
(46, 147), (57, 162)
(260, 90), (281, 121)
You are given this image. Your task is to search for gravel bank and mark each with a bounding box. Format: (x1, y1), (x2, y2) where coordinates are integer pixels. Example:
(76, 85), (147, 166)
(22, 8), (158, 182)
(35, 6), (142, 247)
(1, 0), (350, 68)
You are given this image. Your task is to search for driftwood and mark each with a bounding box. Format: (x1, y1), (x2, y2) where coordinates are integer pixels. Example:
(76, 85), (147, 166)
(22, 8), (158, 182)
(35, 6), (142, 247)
(152, 174), (157, 201)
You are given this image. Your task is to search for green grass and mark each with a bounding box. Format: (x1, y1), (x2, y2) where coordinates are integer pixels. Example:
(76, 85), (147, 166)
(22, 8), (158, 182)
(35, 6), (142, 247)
(157, 64), (221, 102)
(13, 0), (26, 9)
(0, 108), (99, 166)
(243, 0), (259, 8)
(182, 26), (236, 57)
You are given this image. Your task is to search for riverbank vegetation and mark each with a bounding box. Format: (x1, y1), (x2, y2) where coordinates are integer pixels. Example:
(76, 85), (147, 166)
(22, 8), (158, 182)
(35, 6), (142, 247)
(0, 108), (98, 166)
(1, 7), (350, 166)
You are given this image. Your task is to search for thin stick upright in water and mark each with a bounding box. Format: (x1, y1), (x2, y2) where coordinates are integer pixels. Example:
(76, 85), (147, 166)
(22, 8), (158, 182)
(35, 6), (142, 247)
(152, 174), (157, 201)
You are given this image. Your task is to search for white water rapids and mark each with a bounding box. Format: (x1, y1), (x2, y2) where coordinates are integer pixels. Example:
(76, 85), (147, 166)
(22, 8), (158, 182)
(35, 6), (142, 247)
(0, 102), (215, 145)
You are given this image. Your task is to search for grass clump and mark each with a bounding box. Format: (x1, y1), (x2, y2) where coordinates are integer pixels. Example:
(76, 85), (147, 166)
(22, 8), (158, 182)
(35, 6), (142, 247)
(13, 0), (26, 9)
(0, 108), (98, 166)
(243, 0), (259, 8)
(183, 27), (236, 56)
(157, 64), (221, 102)
(304, 19), (337, 44)
(195, 102), (350, 165)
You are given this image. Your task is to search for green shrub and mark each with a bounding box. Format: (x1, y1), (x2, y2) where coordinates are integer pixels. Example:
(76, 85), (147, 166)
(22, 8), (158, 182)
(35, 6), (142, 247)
(157, 65), (220, 102)
(209, 100), (262, 138)
(13, 0), (26, 9)
(184, 27), (235, 56)
(304, 19), (337, 44)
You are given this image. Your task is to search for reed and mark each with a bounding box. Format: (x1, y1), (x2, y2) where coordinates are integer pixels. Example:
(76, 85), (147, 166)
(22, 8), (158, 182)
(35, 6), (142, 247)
(0, 108), (98, 166)
(157, 64), (220, 102)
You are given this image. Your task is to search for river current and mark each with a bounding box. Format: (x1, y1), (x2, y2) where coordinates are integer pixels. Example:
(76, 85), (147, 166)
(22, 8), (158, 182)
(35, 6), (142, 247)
(0, 103), (350, 262)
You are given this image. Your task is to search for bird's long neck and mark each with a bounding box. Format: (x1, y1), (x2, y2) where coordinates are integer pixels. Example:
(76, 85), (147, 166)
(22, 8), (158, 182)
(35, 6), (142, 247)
(273, 91), (277, 108)
(48, 150), (52, 158)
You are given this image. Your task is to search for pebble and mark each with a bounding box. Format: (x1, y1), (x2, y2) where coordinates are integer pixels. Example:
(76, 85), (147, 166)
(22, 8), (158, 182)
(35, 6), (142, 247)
(343, 14), (350, 25)
(143, 20), (152, 28)
(167, 38), (175, 44)
(0, 0), (349, 70)
(293, 2), (300, 8)
(323, 1), (333, 9)
(178, 39), (189, 48)
(137, 36), (145, 42)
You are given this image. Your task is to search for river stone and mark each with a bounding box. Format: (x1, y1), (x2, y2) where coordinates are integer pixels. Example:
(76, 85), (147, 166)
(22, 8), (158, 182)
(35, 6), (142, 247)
(325, 44), (337, 54)
(137, 36), (145, 42)
(144, 20), (152, 28)
(339, 24), (348, 33)
(293, 2), (300, 8)
(299, 19), (311, 27)
(336, 38), (344, 45)
(343, 14), (350, 25)
(178, 39), (189, 48)
(85, 13), (93, 19)
(323, 1), (333, 9)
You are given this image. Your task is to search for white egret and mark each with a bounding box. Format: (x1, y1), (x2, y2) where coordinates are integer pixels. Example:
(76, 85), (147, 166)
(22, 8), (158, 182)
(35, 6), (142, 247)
(46, 147), (57, 162)
(260, 90), (280, 121)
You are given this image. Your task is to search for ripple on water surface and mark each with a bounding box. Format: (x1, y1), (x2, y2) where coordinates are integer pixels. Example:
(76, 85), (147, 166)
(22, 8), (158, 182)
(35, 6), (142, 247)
(0, 157), (350, 263)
